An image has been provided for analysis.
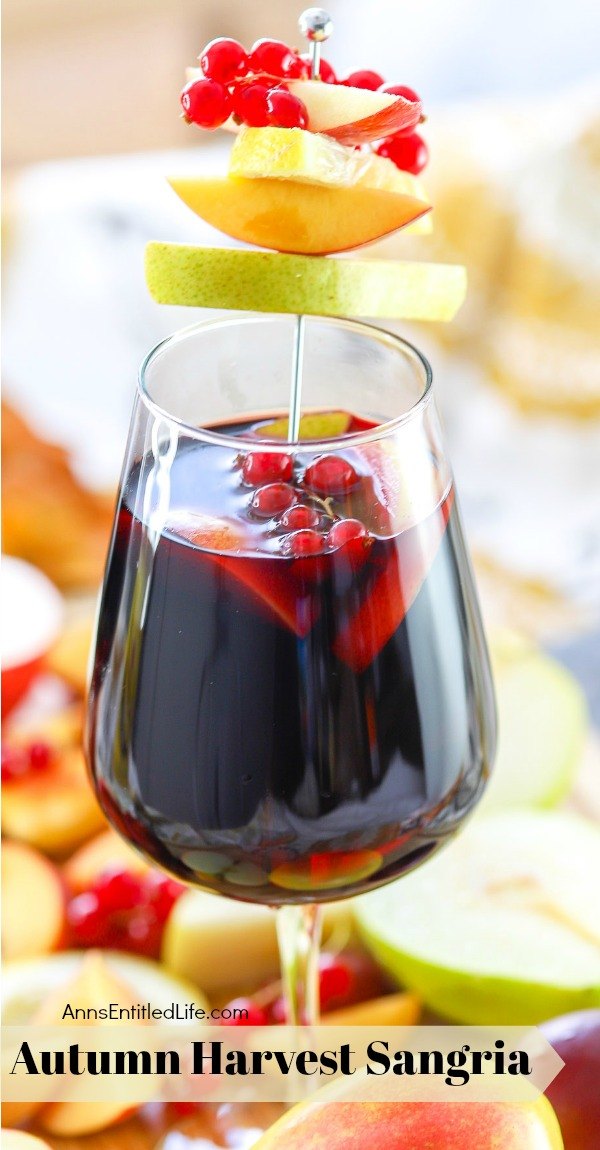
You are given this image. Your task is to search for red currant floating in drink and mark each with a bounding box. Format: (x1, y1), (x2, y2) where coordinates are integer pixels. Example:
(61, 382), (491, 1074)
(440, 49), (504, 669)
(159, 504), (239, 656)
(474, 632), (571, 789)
(232, 82), (270, 127)
(267, 88), (308, 130)
(242, 451), (293, 485)
(382, 84), (421, 104)
(283, 529), (325, 557)
(221, 996), (268, 1026)
(251, 483), (297, 518)
(248, 38), (307, 79)
(342, 69), (385, 90)
(327, 518), (369, 548)
(180, 78), (232, 130)
(198, 38), (249, 84)
(280, 504), (320, 531)
(377, 131), (429, 175)
(304, 455), (359, 496)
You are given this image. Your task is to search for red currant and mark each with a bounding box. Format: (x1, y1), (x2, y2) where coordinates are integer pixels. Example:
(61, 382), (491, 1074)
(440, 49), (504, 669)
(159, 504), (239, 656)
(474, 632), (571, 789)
(221, 997), (268, 1026)
(251, 483), (297, 518)
(267, 88), (308, 130)
(342, 69), (385, 90)
(304, 455), (359, 496)
(28, 741), (52, 772)
(376, 131), (429, 175)
(92, 868), (144, 913)
(180, 78), (231, 130)
(232, 81), (270, 127)
(282, 529), (325, 557)
(300, 54), (337, 83)
(327, 518), (369, 548)
(124, 906), (162, 956)
(145, 873), (186, 922)
(199, 38), (248, 84)
(1, 745), (30, 782)
(248, 39), (307, 79)
(68, 892), (107, 947)
(242, 451), (293, 486)
(169, 1102), (204, 1117)
(319, 953), (354, 1013)
(280, 504), (320, 531)
(382, 84), (421, 104)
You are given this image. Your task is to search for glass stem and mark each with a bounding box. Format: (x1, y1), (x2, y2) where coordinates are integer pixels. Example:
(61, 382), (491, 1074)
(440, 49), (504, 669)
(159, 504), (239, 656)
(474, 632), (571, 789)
(276, 904), (323, 1025)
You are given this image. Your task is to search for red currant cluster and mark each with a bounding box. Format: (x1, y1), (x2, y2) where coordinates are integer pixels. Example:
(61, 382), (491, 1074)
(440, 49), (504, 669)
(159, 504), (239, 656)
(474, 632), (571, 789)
(67, 867), (185, 958)
(180, 36), (428, 174)
(240, 450), (370, 562)
(1, 740), (52, 782)
(220, 951), (358, 1026)
(181, 37), (311, 132)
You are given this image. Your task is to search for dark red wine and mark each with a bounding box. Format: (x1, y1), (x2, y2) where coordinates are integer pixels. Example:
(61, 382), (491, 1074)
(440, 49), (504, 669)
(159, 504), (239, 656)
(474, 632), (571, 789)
(88, 416), (495, 903)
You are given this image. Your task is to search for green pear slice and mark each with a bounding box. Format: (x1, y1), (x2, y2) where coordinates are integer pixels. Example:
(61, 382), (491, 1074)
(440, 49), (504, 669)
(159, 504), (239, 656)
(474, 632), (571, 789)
(145, 244), (466, 321)
(484, 631), (587, 811)
(355, 810), (600, 1024)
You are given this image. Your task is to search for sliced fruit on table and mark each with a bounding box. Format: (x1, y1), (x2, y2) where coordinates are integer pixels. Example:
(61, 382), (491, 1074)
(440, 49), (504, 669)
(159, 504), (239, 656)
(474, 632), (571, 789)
(287, 79), (421, 145)
(483, 630), (587, 811)
(1, 1133), (53, 1150)
(167, 175), (430, 254)
(540, 1009), (600, 1150)
(1, 556), (63, 716)
(1, 745), (105, 856)
(2, 841), (67, 960)
(251, 1079), (563, 1150)
(162, 889), (352, 995)
(63, 826), (152, 893)
(355, 810), (600, 1025)
(146, 245), (466, 321)
(322, 990), (421, 1026)
(45, 612), (94, 695)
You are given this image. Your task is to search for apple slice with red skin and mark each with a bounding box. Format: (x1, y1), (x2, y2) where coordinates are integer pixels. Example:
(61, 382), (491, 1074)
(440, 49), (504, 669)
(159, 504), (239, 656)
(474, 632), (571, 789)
(333, 491), (454, 673)
(287, 80), (421, 145)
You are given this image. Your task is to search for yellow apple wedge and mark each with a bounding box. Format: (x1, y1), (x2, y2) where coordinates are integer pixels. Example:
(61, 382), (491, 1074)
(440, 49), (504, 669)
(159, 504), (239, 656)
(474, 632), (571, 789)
(145, 245), (466, 322)
(168, 175), (430, 254)
(2, 841), (67, 960)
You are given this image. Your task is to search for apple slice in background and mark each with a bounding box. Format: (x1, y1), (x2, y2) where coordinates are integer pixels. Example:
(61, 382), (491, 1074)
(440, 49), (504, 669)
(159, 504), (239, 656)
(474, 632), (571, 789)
(2, 841), (67, 960)
(540, 1009), (600, 1150)
(1, 557), (63, 716)
(355, 810), (600, 1025)
(287, 80), (421, 145)
(1, 1133), (53, 1150)
(1, 746), (106, 856)
(167, 175), (430, 255)
(145, 245), (466, 321)
(483, 631), (587, 811)
(63, 826), (151, 893)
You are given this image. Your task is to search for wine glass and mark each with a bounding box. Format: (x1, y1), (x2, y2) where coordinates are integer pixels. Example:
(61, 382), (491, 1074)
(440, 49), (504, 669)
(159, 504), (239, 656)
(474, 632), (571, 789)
(86, 314), (496, 1025)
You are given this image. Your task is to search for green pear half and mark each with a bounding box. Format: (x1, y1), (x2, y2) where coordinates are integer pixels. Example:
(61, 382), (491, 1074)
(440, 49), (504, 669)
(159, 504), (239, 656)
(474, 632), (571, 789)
(484, 630), (587, 811)
(145, 244), (466, 321)
(355, 810), (600, 1024)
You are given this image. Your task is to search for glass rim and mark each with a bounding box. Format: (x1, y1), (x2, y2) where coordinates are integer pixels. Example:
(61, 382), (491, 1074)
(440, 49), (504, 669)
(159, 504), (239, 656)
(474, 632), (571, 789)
(138, 314), (434, 450)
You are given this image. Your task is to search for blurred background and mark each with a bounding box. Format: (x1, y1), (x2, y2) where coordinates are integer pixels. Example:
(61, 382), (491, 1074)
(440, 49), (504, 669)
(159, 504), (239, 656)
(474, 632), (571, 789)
(2, 0), (600, 708)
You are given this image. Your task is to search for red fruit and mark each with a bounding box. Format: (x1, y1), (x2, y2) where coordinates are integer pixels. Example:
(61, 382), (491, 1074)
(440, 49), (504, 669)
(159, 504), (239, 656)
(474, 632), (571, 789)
(382, 84), (421, 104)
(280, 504), (320, 531)
(93, 868), (144, 913)
(248, 39), (307, 79)
(232, 81), (270, 127)
(300, 54), (336, 83)
(319, 953), (354, 1013)
(180, 78), (231, 130)
(242, 451), (293, 486)
(251, 483), (297, 518)
(327, 518), (368, 549)
(342, 69), (385, 91)
(221, 997), (268, 1026)
(145, 873), (186, 922)
(304, 455), (359, 496)
(124, 906), (162, 956)
(376, 130), (429, 175)
(169, 1102), (204, 1117)
(199, 37), (248, 84)
(267, 88), (308, 130)
(68, 891), (107, 947)
(27, 741), (53, 772)
(283, 529), (325, 557)
(1, 745), (30, 782)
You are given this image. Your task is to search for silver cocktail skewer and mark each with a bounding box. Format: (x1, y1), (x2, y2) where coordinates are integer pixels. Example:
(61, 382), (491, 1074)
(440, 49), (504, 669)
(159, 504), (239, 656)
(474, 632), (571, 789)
(287, 9), (334, 443)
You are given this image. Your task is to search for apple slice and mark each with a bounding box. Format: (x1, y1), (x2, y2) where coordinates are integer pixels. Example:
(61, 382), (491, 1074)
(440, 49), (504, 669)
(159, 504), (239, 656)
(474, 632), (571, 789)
(356, 810), (600, 1024)
(2, 841), (67, 960)
(145, 245), (466, 321)
(288, 79), (421, 145)
(322, 990), (421, 1026)
(483, 631), (587, 811)
(1, 746), (106, 856)
(1, 1134), (52, 1150)
(46, 612), (94, 695)
(255, 410), (352, 440)
(1, 557), (63, 716)
(168, 175), (430, 254)
(63, 826), (151, 893)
